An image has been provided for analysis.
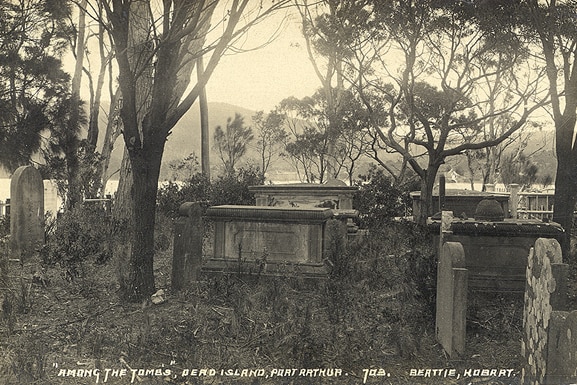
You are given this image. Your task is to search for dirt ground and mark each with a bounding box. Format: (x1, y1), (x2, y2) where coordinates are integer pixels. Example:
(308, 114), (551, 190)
(2, 230), (573, 385)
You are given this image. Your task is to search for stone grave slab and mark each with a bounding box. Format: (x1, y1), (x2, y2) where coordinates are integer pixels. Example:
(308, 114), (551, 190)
(436, 241), (468, 358)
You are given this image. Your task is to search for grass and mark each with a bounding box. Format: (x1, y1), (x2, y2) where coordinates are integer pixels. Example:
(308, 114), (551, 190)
(0, 215), (525, 385)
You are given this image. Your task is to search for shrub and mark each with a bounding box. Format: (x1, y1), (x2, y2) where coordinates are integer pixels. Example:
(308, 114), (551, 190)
(157, 173), (211, 218)
(5, 332), (49, 383)
(313, 218), (437, 363)
(353, 165), (417, 228)
(210, 165), (265, 206)
(157, 166), (265, 218)
(0, 214), (8, 238)
(40, 205), (115, 279)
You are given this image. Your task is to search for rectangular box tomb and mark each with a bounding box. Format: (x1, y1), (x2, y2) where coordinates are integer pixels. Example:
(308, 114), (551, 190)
(203, 205), (333, 277)
(431, 219), (564, 291)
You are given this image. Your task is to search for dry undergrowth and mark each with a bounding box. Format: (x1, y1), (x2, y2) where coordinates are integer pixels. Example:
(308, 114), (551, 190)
(0, 221), (525, 385)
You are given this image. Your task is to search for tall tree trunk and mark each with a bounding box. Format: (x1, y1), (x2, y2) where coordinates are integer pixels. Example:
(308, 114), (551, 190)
(97, 87), (121, 195)
(87, 43), (111, 151)
(114, 149), (133, 220)
(113, 148), (134, 299)
(417, 164), (441, 225)
(125, 143), (163, 299)
(531, 0), (577, 259)
(87, 58), (114, 197)
(114, 0), (154, 300)
(198, 56), (210, 178)
(298, 1), (344, 182)
(102, 0), (284, 302)
(553, 115), (577, 258)
(65, 0), (88, 210)
(86, 2), (116, 197)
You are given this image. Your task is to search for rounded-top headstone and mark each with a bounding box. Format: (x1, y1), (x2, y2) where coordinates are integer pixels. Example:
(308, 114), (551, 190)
(324, 179), (347, 187)
(10, 165), (45, 260)
(474, 199), (504, 222)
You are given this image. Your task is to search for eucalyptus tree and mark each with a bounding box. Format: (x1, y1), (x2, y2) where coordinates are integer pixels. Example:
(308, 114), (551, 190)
(279, 93), (334, 183)
(213, 113), (254, 175)
(295, 0), (372, 180)
(73, 0), (121, 197)
(342, 0), (547, 224)
(279, 89), (369, 183)
(252, 109), (287, 176)
(522, 0), (577, 256)
(93, 0), (291, 301)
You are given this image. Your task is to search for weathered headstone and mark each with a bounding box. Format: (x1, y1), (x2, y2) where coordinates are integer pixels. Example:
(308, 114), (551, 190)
(10, 166), (44, 261)
(547, 310), (577, 383)
(172, 202), (203, 291)
(436, 241), (468, 358)
(521, 238), (569, 385)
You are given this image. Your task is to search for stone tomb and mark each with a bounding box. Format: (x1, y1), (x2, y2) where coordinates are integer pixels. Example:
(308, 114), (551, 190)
(411, 188), (510, 219)
(434, 202), (565, 359)
(203, 205), (333, 277)
(430, 200), (564, 292)
(248, 181), (357, 210)
(438, 220), (564, 291)
(248, 181), (362, 239)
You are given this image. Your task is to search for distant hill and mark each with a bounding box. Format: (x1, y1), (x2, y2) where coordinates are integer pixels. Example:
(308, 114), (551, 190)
(0, 107), (559, 185)
(0, 102), (261, 180)
(104, 102), (260, 180)
(520, 130), (557, 179)
(99, 117), (561, 182)
(446, 129), (557, 183)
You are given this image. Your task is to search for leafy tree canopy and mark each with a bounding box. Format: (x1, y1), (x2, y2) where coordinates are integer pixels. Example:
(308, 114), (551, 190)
(0, 0), (74, 172)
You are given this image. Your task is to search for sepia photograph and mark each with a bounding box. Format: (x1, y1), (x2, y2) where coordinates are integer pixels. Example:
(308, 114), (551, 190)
(0, 0), (576, 384)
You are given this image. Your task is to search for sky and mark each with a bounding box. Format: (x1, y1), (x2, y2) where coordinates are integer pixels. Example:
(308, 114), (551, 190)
(72, 3), (320, 113)
(204, 7), (321, 112)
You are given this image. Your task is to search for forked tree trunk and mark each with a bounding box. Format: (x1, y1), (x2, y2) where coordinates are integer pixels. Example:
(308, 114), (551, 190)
(533, 0), (577, 261)
(103, 0), (282, 301)
(98, 89), (121, 195)
(114, 0), (154, 301)
(65, 0), (87, 210)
